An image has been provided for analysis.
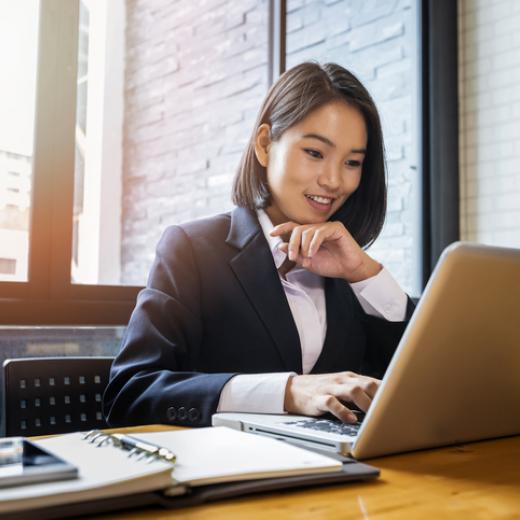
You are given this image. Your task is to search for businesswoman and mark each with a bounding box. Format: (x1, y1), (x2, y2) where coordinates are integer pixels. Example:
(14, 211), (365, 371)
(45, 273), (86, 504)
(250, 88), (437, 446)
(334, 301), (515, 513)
(104, 62), (414, 428)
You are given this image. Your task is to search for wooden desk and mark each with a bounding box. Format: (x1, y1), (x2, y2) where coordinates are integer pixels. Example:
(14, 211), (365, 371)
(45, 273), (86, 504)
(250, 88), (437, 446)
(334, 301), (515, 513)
(99, 426), (520, 519)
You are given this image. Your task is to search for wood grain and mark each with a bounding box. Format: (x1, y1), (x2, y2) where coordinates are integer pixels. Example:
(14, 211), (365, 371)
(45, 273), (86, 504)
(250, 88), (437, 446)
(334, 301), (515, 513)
(94, 426), (520, 519)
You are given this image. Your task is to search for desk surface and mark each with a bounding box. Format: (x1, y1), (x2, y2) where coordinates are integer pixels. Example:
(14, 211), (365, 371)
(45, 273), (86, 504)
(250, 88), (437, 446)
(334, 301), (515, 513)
(99, 425), (520, 519)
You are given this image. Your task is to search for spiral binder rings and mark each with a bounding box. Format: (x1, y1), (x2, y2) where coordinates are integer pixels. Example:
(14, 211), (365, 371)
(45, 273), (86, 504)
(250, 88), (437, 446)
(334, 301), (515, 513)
(0, 427), (379, 520)
(82, 430), (177, 464)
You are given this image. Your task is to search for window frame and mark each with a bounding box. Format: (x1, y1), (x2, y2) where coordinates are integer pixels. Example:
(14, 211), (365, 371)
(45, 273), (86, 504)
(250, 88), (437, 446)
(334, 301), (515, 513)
(0, 0), (459, 325)
(0, 1), (137, 325)
(420, 0), (460, 284)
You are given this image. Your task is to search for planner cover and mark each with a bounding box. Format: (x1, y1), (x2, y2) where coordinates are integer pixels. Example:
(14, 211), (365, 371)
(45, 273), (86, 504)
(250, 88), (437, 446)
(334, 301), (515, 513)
(0, 427), (351, 516)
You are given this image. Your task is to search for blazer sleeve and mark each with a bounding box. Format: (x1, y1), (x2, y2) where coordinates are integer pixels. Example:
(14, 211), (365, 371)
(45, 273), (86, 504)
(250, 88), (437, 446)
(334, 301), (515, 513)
(103, 226), (236, 428)
(359, 297), (416, 379)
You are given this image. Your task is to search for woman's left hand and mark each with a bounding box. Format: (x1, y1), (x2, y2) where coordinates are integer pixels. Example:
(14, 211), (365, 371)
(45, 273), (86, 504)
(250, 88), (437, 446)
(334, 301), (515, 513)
(270, 221), (381, 282)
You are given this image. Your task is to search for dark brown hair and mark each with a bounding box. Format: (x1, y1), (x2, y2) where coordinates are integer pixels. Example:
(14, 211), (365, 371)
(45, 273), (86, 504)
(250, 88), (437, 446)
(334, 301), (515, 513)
(232, 62), (387, 248)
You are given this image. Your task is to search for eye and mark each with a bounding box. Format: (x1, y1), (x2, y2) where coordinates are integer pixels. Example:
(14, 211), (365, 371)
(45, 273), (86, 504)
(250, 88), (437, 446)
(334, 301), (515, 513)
(345, 159), (362, 169)
(303, 148), (323, 159)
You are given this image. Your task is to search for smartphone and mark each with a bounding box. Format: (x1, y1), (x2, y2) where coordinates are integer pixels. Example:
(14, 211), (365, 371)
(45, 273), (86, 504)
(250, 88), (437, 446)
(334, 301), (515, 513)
(0, 437), (78, 488)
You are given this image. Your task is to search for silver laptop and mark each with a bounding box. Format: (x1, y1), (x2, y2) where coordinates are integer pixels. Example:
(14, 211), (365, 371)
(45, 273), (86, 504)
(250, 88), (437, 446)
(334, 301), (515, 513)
(213, 242), (520, 459)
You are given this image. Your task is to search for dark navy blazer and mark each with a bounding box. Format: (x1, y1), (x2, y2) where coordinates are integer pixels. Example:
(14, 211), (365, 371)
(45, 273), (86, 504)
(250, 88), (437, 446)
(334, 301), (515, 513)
(103, 207), (414, 428)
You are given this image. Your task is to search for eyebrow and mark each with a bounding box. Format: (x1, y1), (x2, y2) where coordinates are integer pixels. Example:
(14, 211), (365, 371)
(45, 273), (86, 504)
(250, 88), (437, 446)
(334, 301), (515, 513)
(301, 133), (366, 154)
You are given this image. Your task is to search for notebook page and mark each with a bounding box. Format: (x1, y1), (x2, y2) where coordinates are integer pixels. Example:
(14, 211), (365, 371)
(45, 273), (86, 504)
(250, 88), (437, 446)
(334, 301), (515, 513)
(135, 426), (342, 486)
(0, 432), (174, 514)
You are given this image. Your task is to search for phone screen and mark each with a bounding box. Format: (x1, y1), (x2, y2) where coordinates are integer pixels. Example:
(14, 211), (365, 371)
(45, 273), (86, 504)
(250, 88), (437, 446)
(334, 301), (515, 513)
(0, 438), (78, 488)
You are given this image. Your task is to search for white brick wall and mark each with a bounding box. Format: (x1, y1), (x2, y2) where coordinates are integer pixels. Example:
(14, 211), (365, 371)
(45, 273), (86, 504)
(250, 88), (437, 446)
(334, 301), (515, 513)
(122, 0), (270, 284)
(286, 0), (420, 294)
(122, 0), (420, 292)
(459, 0), (520, 247)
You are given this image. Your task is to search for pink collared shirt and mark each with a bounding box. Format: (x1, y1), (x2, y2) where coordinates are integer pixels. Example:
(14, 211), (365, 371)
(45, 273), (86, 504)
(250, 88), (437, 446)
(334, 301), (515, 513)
(217, 210), (408, 414)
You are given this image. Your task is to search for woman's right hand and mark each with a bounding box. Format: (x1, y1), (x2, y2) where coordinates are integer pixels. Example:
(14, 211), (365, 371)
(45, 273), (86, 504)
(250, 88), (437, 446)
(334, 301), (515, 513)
(284, 371), (381, 423)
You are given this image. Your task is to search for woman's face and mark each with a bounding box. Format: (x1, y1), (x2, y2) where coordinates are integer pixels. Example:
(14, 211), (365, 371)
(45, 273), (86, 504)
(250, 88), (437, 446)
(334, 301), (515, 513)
(257, 100), (367, 226)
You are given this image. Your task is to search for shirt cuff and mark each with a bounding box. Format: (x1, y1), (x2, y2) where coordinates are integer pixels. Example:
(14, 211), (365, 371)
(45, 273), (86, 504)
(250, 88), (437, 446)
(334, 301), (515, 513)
(216, 372), (296, 414)
(350, 267), (408, 321)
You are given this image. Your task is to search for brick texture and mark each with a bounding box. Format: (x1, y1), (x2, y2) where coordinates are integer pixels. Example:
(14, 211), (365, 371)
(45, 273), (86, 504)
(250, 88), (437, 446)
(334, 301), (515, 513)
(459, 0), (520, 248)
(122, 0), (269, 284)
(122, 0), (419, 292)
(286, 0), (418, 292)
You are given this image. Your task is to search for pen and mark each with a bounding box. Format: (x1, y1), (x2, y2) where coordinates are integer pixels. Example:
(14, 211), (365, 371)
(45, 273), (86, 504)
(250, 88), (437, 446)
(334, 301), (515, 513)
(82, 430), (176, 464)
(112, 433), (177, 463)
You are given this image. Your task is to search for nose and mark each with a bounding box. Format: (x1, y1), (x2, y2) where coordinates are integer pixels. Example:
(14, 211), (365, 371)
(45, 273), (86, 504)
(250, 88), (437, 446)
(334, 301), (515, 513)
(317, 164), (341, 192)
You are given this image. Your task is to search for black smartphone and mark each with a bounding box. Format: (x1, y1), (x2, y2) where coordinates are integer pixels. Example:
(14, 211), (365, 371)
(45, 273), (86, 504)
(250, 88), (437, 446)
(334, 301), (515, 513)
(0, 437), (78, 488)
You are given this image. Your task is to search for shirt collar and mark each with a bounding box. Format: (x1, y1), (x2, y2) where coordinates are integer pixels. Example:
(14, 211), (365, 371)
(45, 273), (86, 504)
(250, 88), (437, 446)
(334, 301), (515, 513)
(256, 209), (287, 270)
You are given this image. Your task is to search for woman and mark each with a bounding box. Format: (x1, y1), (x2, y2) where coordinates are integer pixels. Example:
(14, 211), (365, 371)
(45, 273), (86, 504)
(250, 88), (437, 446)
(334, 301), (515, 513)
(104, 62), (414, 428)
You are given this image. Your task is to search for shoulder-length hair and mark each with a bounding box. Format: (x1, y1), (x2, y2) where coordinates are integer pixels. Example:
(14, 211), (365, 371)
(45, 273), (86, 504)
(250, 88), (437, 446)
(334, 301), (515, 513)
(232, 62), (387, 249)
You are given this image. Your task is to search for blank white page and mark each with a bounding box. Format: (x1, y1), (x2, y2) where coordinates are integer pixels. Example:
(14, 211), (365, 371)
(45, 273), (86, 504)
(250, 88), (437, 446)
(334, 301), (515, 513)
(135, 426), (341, 486)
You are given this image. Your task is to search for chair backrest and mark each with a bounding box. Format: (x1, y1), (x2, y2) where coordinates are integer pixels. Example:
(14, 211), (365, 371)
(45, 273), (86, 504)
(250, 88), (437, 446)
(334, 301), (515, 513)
(2, 356), (113, 437)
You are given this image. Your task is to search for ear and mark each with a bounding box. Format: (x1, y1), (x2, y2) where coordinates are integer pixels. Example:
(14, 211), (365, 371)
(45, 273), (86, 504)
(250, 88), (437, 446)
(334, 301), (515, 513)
(254, 124), (272, 167)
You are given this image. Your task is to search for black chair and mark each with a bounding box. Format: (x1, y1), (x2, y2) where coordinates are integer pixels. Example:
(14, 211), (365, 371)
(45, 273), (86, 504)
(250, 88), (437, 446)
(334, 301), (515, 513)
(2, 356), (114, 437)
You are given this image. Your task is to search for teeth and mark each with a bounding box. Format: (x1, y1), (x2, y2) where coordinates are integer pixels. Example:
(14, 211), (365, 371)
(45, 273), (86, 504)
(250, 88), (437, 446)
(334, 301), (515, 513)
(306, 195), (333, 205)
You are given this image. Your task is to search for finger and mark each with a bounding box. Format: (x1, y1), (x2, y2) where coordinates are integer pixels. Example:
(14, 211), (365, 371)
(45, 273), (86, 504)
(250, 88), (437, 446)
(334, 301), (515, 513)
(300, 228), (316, 258)
(362, 379), (380, 400)
(349, 389), (373, 413)
(278, 242), (289, 254)
(318, 395), (358, 423)
(309, 223), (349, 255)
(330, 384), (373, 412)
(308, 228), (328, 257)
(351, 375), (381, 400)
(287, 226), (304, 262)
(338, 372), (381, 400)
(270, 221), (299, 237)
(278, 242), (310, 269)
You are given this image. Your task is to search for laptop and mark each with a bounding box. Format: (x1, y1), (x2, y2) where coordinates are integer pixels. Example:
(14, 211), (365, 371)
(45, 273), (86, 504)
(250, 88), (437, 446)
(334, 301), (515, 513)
(213, 242), (520, 459)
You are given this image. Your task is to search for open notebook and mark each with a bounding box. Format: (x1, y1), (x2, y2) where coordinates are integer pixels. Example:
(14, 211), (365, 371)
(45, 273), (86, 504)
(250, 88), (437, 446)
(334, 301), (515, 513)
(0, 427), (377, 518)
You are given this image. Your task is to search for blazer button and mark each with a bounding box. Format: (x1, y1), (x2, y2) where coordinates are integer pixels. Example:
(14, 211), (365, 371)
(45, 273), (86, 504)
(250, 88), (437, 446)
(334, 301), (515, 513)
(177, 406), (187, 421)
(167, 407), (177, 421)
(188, 408), (200, 422)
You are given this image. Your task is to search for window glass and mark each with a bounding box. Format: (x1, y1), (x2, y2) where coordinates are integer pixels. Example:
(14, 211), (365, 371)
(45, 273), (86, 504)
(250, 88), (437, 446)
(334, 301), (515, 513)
(0, 2), (40, 282)
(286, 0), (421, 295)
(72, 0), (270, 286)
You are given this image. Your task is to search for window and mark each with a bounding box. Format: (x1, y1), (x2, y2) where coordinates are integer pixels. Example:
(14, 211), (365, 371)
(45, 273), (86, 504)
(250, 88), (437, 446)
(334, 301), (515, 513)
(71, 0), (270, 286)
(0, 0), (455, 324)
(0, 3), (39, 283)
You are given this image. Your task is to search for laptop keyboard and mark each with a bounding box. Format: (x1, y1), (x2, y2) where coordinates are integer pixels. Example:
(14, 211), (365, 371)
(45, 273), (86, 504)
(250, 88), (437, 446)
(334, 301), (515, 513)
(284, 418), (361, 437)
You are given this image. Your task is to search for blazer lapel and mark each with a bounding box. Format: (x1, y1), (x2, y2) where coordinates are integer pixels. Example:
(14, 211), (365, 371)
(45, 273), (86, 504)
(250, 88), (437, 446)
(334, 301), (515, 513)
(226, 208), (302, 373)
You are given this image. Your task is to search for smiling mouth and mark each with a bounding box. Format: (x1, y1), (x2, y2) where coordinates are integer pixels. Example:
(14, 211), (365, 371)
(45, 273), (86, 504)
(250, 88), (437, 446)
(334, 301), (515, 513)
(305, 194), (335, 206)
(304, 194), (337, 214)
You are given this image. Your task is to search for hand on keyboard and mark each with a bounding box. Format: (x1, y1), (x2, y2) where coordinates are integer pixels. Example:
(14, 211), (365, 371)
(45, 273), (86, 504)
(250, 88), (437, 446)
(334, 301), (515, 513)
(283, 371), (380, 423)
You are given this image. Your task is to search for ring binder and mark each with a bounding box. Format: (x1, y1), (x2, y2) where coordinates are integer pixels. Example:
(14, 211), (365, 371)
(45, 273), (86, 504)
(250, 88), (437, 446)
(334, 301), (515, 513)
(82, 430), (177, 465)
(0, 428), (379, 519)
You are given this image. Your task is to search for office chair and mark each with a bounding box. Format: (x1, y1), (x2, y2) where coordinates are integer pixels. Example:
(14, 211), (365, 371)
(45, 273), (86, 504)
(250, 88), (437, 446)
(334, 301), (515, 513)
(2, 356), (114, 437)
